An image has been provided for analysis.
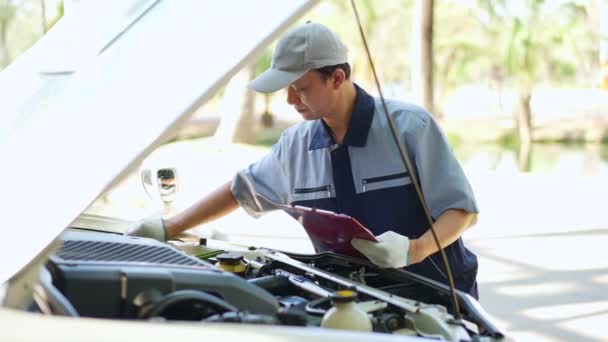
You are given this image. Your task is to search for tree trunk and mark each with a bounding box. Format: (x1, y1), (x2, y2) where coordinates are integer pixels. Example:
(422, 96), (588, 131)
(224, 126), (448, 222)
(232, 63), (257, 143)
(213, 63), (257, 144)
(517, 140), (532, 172)
(516, 88), (533, 171)
(260, 94), (274, 128)
(412, 0), (436, 117)
(435, 48), (459, 119)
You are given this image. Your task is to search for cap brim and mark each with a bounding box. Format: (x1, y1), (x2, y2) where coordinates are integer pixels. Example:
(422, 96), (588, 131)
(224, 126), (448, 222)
(248, 68), (308, 93)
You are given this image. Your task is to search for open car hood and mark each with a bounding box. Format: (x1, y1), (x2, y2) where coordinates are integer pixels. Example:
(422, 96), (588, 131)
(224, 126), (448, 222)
(0, 0), (318, 284)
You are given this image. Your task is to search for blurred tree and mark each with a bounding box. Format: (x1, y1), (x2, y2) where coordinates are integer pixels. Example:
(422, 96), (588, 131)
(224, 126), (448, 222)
(433, 1), (490, 115)
(412, 0), (435, 117)
(229, 0), (416, 146)
(213, 63), (258, 144)
(478, 0), (590, 157)
(0, 0), (16, 68)
(307, 0), (413, 91)
(0, 0), (64, 71)
(255, 49), (274, 128)
(232, 63), (258, 144)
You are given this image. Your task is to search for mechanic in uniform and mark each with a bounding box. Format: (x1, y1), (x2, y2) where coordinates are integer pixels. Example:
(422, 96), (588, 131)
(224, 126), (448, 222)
(129, 22), (481, 299)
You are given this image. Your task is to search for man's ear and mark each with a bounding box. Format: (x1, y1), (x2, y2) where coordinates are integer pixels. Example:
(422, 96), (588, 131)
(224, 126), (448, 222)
(332, 69), (346, 88)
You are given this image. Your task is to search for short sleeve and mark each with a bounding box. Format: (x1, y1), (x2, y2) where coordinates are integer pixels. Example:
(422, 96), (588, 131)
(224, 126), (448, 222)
(408, 115), (479, 219)
(230, 137), (290, 218)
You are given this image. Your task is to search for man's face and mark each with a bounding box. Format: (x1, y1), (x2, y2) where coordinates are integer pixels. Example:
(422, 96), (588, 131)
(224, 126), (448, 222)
(286, 71), (337, 120)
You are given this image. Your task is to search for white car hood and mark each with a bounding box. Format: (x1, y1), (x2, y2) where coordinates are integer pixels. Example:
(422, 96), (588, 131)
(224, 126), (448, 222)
(0, 0), (317, 284)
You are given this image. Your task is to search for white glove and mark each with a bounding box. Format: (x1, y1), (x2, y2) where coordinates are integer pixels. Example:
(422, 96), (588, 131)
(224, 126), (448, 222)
(126, 216), (167, 242)
(351, 231), (410, 268)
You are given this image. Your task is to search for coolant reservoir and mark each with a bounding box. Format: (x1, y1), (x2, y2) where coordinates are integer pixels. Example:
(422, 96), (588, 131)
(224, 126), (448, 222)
(321, 290), (372, 331)
(216, 252), (246, 277)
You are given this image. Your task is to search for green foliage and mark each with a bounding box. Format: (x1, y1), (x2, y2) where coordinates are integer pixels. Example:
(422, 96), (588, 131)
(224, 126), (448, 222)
(0, 0), (65, 70)
(0, 1), (16, 22)
(305, 0), (413, 86)
(550, 60), (576, 79)
(497, 129), (519, 150)
(254, 48), (272, 77)
(477, 0), (592, 88)
(254, 129), (282, 147)
(2, 0), (599, 101)
(46, 0), (63, 30)
(446, 132), (463, 149)
(434, 2), (491, 91)
(601, 144), (608, 163)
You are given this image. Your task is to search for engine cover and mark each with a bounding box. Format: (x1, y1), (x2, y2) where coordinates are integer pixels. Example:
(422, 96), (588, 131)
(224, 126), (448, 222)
(48, 231), (278, 318)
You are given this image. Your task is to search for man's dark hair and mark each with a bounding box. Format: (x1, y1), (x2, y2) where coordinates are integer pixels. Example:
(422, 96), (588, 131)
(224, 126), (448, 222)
(315, 62), (351, 81)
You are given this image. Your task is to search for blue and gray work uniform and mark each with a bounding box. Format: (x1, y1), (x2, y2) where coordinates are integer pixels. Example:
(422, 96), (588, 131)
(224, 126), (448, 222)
(231, 85), (480, 299)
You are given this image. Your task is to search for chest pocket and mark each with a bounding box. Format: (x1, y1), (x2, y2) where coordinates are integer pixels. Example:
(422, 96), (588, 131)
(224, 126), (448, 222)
(361, 172), (411, 193)
(291, 184), (333, 202)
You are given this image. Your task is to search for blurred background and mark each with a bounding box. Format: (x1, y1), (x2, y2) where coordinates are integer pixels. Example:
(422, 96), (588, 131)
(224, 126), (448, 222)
(3, 0), (608, 341)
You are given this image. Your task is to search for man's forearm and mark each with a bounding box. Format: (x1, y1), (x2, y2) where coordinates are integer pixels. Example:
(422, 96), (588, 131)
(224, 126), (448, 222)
(164, 180), (239, 239)
(409, 209), (477, 264)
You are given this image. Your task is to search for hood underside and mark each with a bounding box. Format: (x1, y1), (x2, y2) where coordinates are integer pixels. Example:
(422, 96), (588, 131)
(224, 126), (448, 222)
(0, 0), (318, 284)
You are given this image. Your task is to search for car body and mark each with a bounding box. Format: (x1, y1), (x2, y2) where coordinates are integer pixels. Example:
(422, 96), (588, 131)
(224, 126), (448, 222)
(0, 1), (509, 341)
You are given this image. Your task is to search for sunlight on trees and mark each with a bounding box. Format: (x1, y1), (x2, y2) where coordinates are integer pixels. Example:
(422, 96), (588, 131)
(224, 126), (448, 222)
(1, 0), (604, 150)
(0, 0), (62, 68)
(474, 0), (595, 168)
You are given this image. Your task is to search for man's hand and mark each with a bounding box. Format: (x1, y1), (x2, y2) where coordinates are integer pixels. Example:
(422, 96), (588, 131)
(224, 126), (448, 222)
(351, 231), (410, 268)
(126, 216), (167, 242)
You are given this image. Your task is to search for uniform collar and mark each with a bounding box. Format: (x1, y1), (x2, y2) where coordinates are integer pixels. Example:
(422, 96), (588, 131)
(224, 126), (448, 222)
(309, 84), (375, 151)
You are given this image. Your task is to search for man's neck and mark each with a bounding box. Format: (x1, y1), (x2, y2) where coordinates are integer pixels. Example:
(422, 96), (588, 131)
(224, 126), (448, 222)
(322, 82), (357, 144)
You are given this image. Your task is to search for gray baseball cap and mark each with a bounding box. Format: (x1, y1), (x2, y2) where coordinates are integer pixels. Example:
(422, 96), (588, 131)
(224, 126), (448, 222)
(249, 22), (348, 93)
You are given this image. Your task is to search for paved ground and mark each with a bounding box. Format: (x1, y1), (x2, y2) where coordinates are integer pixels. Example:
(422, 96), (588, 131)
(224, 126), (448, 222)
(468, 231), (608, 342)
(464, 170), (608, 341)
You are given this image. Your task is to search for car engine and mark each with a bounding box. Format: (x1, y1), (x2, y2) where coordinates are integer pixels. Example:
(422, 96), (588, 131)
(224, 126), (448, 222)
(42, 229), (505, 341)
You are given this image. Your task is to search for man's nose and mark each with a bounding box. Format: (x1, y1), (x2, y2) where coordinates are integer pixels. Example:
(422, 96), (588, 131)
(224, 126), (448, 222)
(286, 87), (300, 105)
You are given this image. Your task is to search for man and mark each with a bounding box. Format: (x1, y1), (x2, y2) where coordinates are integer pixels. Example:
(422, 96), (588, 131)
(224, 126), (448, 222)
(128, 22), (480, 299)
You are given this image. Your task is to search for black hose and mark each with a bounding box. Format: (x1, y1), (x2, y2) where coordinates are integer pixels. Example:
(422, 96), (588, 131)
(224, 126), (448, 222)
(248, 274), (290, 292)
(142, 290), (237, 319)
(304, 296), (331, 316)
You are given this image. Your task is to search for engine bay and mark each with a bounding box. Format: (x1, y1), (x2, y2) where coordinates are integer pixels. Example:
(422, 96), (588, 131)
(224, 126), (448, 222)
(40, 229), (505, 341)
